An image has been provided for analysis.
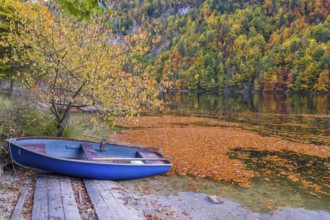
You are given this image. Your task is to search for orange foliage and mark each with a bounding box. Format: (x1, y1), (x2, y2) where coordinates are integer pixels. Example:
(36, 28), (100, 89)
(112, 116), (330, 187)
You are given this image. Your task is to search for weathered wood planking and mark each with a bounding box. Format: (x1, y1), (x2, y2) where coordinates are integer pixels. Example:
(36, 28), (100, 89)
(10, 189), (28, 220)
(48, 178), (64, 219)
(137, 151), (167, 164)
(32, 176), (48, 220)
(32, 176), (81, 220)
(84, 180), (143, 220)
(59, 178), (82, 219)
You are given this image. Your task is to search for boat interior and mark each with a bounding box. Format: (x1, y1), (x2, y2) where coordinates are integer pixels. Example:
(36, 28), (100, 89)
(15, 139), (171, 164)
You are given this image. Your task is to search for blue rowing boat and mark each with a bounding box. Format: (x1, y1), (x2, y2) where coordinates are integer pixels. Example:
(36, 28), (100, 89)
(6, 137), (172, 180)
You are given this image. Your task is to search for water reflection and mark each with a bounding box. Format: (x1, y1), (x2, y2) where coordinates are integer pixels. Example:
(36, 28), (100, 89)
(163, 92), (330, 145)
(164, 92), (330, 115)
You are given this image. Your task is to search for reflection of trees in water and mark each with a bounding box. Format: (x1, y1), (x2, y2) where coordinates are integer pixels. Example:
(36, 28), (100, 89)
(166, 92), (329, 115)
(163, 92), (330, 144)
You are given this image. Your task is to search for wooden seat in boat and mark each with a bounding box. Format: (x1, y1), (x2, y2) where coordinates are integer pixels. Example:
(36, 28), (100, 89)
(22, 144), (46, 154)
(81, 144), (97, 161)
(137, 151), (166, 164)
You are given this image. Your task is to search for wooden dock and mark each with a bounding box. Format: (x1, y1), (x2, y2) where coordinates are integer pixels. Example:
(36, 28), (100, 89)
(84, 180), (143, 220)
(12, 175), (144, 220)
(32, 176), (81, 220)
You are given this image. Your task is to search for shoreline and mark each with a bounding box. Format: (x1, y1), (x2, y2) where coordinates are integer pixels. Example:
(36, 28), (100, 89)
(165, 89), (330, 95)
(1, 167), (329, 220)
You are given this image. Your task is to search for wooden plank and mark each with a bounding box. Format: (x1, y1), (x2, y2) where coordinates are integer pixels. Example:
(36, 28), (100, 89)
(81, 144), (97, 160)
(22, 144), (46, 154)
(137, 151), (167, 164)
(32, 176), (81, 220)
(32, 177), (49, 220)
(59, 178), (81, 220)
(84, 180), (143, 220)
(10, 189), (28, 220)
(84, 180), (112, 220)
(92, 157), (171, 161)
(48, 177), (65, 220)
(93, 180), (134, 220)
(84, 180), (105, 206)
(100, 181), (143, 220)
(101, 181), (126, 199)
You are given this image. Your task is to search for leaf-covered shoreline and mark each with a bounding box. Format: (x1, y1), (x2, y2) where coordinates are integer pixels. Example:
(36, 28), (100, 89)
(112, 115), (330, 192)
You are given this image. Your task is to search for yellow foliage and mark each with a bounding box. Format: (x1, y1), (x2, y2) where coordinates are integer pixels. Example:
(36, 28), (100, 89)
(2, 1), (163, 127)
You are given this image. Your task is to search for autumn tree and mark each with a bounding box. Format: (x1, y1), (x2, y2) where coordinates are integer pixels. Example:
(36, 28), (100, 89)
(55, 0), (108, 21)
(1, 1), (162, 136)
(0, 0), (28, 95)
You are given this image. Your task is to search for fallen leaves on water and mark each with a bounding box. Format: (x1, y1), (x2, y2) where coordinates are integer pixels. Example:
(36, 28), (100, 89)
(112, 115), (330, 191)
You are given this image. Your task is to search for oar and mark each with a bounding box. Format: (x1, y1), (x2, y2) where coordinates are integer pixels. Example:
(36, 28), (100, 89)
(92, 157), (172, 161)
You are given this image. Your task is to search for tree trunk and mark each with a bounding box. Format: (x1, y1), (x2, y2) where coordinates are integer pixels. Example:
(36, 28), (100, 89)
(9, 79), (14, 97)
(56, 124), (64, 137)
(56, 109), (71, 137)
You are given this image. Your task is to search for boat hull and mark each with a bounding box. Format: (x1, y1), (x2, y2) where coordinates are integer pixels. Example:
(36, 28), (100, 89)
(7, 138), (172, 180)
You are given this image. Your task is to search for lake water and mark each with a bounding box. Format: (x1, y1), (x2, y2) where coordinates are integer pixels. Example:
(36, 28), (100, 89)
(163, 92), (330, 145)
(119, 92), (330, 213)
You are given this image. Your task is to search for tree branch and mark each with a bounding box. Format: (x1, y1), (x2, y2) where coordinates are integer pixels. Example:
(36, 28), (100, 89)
(58, 81), (86, 125)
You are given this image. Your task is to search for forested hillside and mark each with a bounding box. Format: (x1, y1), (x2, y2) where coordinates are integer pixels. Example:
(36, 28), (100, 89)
(108, 0), (330, 92)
